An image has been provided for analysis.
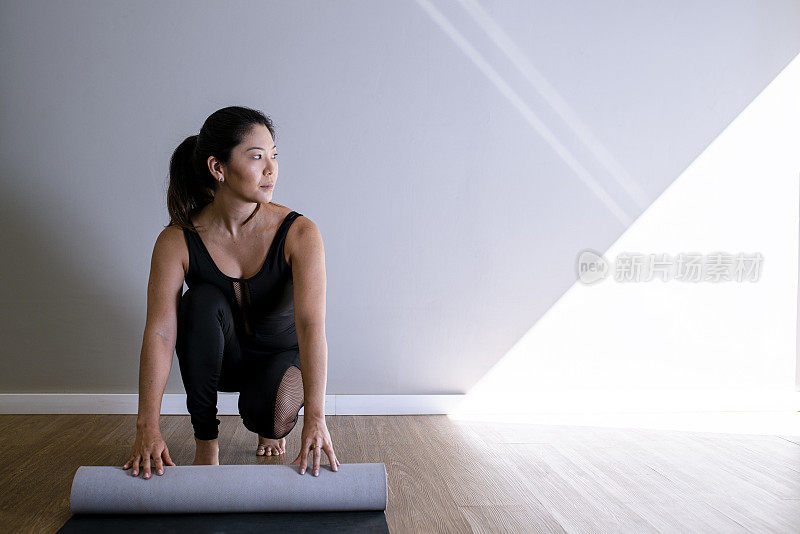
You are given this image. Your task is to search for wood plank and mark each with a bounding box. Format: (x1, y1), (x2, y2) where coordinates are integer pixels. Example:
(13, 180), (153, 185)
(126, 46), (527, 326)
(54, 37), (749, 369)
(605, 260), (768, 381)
(503, 443), (658, 532)
(2, 414), (800, 533)
(459, 504), (567, 533)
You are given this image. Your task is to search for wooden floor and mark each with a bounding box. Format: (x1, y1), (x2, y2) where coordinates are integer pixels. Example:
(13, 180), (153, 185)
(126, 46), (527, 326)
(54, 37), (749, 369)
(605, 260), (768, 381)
(1, 414), (799, 533)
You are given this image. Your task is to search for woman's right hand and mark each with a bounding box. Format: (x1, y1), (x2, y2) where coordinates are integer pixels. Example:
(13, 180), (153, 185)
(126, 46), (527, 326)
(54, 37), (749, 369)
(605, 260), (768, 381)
(122, 424), (176, 479)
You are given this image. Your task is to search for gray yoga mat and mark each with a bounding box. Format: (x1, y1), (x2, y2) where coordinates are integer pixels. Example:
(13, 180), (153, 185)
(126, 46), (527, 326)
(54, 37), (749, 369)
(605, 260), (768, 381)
(69, 463), (388, 514)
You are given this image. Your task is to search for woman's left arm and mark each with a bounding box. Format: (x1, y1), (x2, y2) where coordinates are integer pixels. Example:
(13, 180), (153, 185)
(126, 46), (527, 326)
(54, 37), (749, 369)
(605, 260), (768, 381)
(287, 217), (339, 476)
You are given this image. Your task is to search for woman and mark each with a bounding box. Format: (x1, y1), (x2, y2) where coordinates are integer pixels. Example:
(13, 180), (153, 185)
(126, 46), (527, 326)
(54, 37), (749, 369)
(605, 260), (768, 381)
(123, 106), (338, 479)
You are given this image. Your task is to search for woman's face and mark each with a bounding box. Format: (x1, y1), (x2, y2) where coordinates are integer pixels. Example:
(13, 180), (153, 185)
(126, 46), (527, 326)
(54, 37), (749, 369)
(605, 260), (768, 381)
(211, 124), (278, 202)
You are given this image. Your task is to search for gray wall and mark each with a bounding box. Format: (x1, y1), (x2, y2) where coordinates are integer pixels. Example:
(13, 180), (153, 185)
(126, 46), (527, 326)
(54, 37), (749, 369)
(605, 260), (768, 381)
(1, 0), (798, 394)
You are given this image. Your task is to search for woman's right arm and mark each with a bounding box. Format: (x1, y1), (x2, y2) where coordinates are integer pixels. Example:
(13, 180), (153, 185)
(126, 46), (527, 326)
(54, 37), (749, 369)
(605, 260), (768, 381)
(137, 226), (187, 427)
(123, 226), (187, 478)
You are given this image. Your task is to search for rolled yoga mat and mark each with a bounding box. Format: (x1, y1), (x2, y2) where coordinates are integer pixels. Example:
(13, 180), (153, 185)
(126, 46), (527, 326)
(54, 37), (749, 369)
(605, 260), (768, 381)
(69, 463), (388, 514)
(59, 463), (390, 534)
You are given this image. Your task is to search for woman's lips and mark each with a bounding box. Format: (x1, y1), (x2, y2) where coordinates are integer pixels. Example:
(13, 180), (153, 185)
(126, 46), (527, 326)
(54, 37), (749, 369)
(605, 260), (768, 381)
(260, 184), (274, 189)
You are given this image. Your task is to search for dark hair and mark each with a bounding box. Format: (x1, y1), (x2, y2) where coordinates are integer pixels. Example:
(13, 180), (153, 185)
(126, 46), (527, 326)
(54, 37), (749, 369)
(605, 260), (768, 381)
(166, 106), (276, 231)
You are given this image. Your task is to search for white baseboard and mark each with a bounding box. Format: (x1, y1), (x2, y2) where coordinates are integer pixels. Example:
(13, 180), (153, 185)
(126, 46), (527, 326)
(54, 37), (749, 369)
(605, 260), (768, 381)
(0, 394), (466, 416)
(6, 390), (795, 416)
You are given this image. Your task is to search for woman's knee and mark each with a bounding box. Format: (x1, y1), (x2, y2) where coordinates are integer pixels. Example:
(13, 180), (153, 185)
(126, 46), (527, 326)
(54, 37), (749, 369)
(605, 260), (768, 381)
(180, 282), (228, 314)
(239, 365), (304, 439)
(176, 282), (234, 357)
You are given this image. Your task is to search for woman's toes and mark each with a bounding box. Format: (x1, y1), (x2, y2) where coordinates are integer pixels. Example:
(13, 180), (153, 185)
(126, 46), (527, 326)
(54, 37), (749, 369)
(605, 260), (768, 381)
(257, 444), (275, 456)
(257, 436), (286, 456)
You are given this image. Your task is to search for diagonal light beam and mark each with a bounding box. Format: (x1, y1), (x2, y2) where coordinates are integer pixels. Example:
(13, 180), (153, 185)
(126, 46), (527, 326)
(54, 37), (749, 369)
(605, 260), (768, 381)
(414, 0), (634, 226)
(458, 0), (650, 210)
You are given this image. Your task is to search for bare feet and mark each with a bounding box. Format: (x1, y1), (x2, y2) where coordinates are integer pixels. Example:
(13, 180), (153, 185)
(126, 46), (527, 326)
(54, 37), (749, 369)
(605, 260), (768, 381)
(257, 435), (286, 456)
(193, 437), (220, 465)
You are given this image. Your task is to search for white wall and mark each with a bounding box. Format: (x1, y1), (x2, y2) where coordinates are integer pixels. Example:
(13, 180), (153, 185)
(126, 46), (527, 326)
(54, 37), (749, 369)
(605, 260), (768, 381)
(0, 0), (798, 395)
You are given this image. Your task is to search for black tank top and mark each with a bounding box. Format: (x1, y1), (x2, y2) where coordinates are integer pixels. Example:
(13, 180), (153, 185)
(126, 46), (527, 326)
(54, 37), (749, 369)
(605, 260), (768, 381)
(183, 210), (303, 353)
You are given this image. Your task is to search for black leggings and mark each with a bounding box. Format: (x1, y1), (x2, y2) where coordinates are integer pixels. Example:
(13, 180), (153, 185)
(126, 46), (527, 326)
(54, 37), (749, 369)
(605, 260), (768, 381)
(176, 283), (304, 441)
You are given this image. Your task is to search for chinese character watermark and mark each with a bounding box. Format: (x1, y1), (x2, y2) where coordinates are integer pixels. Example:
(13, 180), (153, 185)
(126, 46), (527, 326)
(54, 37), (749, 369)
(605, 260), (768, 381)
(576, 250), (763, 284)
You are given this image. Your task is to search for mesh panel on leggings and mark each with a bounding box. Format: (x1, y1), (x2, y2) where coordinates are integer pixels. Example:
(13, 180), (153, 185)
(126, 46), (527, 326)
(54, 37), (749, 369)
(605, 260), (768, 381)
(274, 365), (304, 438)
(231, 280), (252, 336)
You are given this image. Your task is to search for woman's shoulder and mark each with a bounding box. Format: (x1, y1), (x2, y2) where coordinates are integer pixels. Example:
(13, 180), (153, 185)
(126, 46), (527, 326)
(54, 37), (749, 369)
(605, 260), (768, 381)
(267, 201), (297, 218)
(267, 202), (311, 228)
(161, 222), (190, 244)
(157, 224), (190, 276)
(277, 206), (320, 265)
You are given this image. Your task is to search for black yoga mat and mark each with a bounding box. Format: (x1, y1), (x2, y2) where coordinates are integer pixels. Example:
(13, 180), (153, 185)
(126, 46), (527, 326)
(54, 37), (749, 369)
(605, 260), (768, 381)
(58, 510), (390, 533)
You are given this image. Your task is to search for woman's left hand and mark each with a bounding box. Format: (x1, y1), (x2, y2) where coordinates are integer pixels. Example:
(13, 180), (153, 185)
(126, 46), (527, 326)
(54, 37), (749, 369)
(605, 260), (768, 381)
(290, 416), (339, 476)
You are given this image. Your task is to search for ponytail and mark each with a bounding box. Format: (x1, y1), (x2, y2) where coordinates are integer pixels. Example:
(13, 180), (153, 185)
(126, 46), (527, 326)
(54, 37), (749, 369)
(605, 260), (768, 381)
(166, 134), (213, 231)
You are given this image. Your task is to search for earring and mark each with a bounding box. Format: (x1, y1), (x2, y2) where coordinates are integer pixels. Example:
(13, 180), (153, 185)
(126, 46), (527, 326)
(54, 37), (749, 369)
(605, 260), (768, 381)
(219, 178), (224, 183)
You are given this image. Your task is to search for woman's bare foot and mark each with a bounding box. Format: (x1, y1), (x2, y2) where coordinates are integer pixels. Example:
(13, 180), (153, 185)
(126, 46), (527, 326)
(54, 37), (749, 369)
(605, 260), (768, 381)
(193, 437), (220, 465)
(257, 435), (286, 456)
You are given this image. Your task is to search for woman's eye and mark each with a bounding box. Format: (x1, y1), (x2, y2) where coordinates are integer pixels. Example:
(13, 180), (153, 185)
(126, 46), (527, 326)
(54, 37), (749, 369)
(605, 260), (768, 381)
(272, 153), (278, 159)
